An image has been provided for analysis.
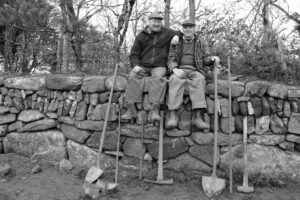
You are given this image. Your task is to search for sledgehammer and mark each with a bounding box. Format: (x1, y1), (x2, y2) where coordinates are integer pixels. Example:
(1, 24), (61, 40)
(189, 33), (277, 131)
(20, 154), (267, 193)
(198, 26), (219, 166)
(237, 116), (254, 193)
(144, 111), (173, 185)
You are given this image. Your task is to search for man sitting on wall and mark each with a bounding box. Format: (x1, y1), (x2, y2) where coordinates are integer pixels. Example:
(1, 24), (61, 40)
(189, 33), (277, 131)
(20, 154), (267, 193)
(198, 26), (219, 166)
(121, 12), (179, 121)
(166, 20), (220, 130)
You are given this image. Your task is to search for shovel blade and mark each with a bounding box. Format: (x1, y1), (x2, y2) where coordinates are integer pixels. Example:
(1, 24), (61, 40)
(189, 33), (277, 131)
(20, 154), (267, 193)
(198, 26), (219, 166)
(85, 166), (104, 183)
(202, 175), (226, 197)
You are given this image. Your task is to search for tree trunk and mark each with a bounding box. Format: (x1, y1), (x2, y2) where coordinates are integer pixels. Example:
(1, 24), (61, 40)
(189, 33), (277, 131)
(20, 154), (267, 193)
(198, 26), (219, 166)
(164, 0), (171, 28)
(189, 0), (195, 22)
(56, 28), (63, 72)
(4, 26), (12, 72)
(62, 32), (70, 73)
(115, 0), (136, 65)
(262, 0), (271, 47)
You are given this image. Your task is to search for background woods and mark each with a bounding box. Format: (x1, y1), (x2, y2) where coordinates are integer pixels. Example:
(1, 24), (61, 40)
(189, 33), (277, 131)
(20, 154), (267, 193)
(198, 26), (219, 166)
(0, 0), (299, 82)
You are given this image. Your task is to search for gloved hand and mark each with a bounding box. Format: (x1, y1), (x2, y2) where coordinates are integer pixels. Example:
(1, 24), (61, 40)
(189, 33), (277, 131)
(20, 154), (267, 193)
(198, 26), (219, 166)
(173, 68), (186, 78)
(171, 35), (179, 45)
(133, 66), (142, 73)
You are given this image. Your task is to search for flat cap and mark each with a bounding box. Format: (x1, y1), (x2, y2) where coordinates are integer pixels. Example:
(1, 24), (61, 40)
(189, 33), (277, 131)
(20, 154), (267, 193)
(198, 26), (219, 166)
(148, 12), (163, 20)
(182, 20), (196, 27)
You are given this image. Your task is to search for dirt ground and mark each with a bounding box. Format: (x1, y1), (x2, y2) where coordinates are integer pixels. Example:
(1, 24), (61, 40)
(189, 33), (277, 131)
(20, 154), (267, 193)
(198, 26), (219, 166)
(0, 153), (300, 200)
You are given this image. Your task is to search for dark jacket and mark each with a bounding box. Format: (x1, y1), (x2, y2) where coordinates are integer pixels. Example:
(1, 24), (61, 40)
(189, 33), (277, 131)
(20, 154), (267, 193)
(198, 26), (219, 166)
(167, 33), (214, 76)
(130, 26), (177, 69)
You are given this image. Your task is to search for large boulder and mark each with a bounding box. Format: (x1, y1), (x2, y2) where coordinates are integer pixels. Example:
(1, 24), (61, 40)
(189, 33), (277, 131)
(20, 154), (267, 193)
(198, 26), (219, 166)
(46, 74), (83, 90)
(90, 103), (117, 121)
(267, 83), (288, 99)
(123, 138), (145, 158)
(67, 140), (115, 169)
(235, 115), (255, 134)
(220, 116), (235, 134)
(105, 75), (127, 92)
(188, 145), (217, 166)
(81, 76), (106, 93)
(0, 125), (7, 137)
(191, 131), (242, 146)
(255, 116), (270, 135)
(286, 134), (300, 144)
(166, 129), (190, 137)
(270, 114), (286, 134)
(248, 134), (285, 146)
(206, 80), (244, 98)
(18, 110), (45, 122)
(21, 119), (57, 132)
(243, 81), (270, 97)
(165, 153), (211, 173)
(74, 120), (105, 131)
(0, 114), (16, 125)
(288, 113), (300, 135)
(61, 124), (91, 144)
(3, 130), (66, 161)
(86, 131), (119, 150)
(4, 76), (46, 91)
(220, 144), (300, 179)
(8, 121), (23, 132)
(0, 106), (10, 114)
(147, 137), (188, 160)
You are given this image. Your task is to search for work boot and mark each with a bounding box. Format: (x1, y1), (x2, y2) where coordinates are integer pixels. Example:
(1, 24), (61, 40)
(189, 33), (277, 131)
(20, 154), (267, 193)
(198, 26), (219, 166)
(192, 109), (210, 130)
(166, 110), (179, 129)
(150, 105), (161, 121)
(121, 103), (137, 120)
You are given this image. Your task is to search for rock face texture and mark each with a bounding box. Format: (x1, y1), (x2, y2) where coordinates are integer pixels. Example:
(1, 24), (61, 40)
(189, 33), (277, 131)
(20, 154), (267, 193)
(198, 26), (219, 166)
(3, 130), (66, 161)
(220, 144), (300, 178)
(0, 75), (299, 181)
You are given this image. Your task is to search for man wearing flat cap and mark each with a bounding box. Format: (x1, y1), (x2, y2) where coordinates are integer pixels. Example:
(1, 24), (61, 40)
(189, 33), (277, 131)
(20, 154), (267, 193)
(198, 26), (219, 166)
(122, 12), (179, 121)
(166, 20), (220, 130)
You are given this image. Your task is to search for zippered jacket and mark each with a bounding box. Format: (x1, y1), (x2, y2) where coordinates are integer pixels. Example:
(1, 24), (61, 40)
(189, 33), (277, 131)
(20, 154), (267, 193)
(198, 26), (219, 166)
(130, 26), (177, 69)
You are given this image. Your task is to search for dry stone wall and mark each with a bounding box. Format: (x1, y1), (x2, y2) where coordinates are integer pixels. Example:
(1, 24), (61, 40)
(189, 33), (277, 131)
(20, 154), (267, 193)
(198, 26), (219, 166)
(0, 74), (300, 180)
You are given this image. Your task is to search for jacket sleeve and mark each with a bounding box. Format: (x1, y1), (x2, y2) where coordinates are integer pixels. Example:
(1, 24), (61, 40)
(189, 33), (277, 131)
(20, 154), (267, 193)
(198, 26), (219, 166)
(167, 43), (179, 71)
(129, 34), (143, 68)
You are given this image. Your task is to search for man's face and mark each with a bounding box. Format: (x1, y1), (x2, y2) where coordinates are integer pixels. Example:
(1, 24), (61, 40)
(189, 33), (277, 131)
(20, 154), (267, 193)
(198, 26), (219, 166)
(148, 19), (163, 32)
(182, 26), (196, 37)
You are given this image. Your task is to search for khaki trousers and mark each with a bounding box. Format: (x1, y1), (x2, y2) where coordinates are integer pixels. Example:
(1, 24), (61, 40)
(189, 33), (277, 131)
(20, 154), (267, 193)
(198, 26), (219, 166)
(125, 67), (167, 105)
(168, 68), (207, 110)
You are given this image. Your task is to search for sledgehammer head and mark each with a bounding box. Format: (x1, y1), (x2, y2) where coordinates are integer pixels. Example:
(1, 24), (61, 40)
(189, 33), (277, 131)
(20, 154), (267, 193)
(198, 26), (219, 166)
(237, 185), (254, 193)
(202, 175), (226, 197)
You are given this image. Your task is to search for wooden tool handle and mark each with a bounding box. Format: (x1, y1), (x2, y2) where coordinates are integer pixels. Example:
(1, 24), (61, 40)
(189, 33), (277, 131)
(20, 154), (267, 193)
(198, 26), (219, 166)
(228, 56), (233, 194)
(157, 110), (164, 181)
(97, 63), (119, 167)
(243, 116), (249, 186)
(212, 60), (219, 177)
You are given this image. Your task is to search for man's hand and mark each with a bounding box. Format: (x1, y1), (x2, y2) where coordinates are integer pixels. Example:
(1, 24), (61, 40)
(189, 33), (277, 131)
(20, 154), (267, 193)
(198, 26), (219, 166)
(173, 68), (186, 78)
(133, 66), (142, 73)
(211, 56), (220, 63)
(171, 35), (179, 45)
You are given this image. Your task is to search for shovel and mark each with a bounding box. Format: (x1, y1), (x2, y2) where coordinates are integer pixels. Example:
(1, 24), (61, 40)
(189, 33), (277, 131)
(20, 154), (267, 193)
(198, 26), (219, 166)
(202, 60), (226, 197)
(114, 95), (123, 184)
(228, 56), (233, 195)
(85, 63), (120, 184)
(144, 111), (173, 185)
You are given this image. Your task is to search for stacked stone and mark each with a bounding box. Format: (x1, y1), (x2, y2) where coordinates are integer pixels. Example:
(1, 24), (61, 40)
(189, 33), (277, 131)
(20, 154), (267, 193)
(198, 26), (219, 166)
(0, 74), (300, 180)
